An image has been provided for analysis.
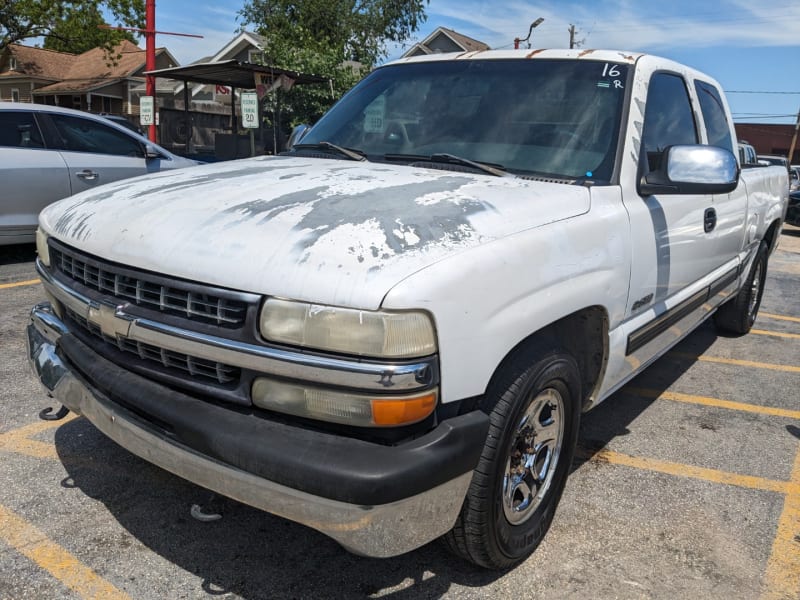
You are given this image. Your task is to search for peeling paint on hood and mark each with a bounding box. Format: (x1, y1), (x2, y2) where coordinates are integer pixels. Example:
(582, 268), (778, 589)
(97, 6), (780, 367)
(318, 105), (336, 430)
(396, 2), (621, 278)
(40, 155), (591, 309)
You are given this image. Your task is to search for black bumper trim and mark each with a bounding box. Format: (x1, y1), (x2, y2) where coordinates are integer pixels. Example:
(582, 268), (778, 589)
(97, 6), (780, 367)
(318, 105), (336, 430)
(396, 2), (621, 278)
(57, 333), (488, 506)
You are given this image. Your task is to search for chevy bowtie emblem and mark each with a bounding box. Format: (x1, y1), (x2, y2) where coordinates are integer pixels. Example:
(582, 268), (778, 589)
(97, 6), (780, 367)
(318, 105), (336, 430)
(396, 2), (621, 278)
(86, 302), (132, 339)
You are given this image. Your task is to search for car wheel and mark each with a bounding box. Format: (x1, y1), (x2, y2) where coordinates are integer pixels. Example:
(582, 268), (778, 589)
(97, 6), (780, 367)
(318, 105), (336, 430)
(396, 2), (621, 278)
(713, 240), (768, 335)
(443, 344), (581, 569)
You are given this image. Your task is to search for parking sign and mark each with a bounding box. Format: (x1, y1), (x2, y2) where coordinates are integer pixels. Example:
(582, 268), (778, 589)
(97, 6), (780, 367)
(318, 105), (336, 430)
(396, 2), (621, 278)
(140, 96), (154, 126)
(241, 92), (259, 129)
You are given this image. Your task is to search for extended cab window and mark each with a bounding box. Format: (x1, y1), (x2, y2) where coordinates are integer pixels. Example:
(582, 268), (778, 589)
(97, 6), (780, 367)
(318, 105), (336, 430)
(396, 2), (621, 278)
(641, 73), (698, 172)
(0, 111), (44, 148)
(694, 80), (734, 155)
(48, 114), (144, 157)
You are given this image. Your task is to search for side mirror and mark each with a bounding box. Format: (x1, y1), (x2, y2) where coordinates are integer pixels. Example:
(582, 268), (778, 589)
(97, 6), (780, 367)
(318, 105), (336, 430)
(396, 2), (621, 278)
(639, 145), (739, 196)
(286, 124), (310, 151)
(144, 143), (163, 160)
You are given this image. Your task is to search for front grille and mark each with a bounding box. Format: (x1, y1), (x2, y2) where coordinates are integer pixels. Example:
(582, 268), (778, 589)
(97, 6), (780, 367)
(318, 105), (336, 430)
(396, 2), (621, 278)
(67, 308), (241, 385)
(50, 243), (249, 328)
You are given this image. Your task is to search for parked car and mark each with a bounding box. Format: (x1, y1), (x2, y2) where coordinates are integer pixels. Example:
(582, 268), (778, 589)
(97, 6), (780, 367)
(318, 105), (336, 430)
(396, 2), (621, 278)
(0, 102), (198, 245)
(790, 165), (800, 192)
(757, 154), (789, 170)
(787, 189), (800, 225)
(100, 113), (145, 136)
(738, 141), (759, 167)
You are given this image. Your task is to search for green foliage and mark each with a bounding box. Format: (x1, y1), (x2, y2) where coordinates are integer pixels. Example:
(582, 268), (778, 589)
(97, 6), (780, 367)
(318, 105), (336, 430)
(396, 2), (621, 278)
(240, 0), (427, 130)
(1, 0), (143, 53)
(43, 4), (138, 55)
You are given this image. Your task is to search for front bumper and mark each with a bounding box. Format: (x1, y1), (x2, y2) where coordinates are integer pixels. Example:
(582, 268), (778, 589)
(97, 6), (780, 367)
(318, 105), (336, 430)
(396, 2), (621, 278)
(27, 302), (488, 557)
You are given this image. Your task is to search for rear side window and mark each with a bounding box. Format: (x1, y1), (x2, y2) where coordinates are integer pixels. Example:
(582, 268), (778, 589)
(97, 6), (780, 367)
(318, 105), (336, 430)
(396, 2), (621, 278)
(641, 73), (698, 172)
(0, 111), (45, 148)
(694, 80), (734, 155)
(48, 113), (144, 157)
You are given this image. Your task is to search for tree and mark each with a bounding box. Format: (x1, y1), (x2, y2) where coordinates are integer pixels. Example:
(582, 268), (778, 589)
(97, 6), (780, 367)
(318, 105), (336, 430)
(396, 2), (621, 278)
(239, 0), (428, 131)
(43, 4), (138, 55)
(1, 0), (143, 53)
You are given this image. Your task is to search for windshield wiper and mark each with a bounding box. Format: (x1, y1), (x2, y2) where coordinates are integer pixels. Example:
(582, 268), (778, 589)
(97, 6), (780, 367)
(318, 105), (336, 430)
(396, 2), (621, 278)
(384, 153), (511, 177)
(292, 141), (366, 162)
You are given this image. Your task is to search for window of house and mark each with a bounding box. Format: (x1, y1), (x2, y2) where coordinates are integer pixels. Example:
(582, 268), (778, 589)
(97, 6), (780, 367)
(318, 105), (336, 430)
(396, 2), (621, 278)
(11, 88), (20, 102)
(9, 57), (17, 70)
(72, 96), (82, 109)
(0, 112), (45, 148)
(248, 49), (261, 63)
(48, 114), (144, 157)
(641, 72), (698, 172)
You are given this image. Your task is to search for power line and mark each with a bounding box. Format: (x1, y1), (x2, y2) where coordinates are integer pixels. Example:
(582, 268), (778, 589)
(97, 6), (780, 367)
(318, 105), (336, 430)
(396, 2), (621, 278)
(727, 90), (800, 95)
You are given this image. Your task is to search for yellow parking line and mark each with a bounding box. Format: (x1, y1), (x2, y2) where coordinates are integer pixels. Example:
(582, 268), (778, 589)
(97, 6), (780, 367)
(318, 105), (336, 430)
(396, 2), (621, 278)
(626, 388), (800, 420)
(0, 504), (131, 599)
(751, 329), (800, 340)
(0, 416), (76, 460)
(669, 352), (800, 374)
(583, 447), (796, 495)
(760, 312), (800, 324)
(760, 446), (800, 600)
(0, 278), (40, 290)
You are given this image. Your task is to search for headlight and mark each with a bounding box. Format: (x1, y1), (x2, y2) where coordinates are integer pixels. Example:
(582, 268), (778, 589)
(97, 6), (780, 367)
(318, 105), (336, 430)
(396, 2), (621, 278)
(252, 378), (437, 427)
(259, 298), (437, 358)
(35, 228), (50, 267)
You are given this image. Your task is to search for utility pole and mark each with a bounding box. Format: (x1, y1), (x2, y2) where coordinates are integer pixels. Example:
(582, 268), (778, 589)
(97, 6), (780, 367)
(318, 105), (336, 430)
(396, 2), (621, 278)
(788, 105), (800, 165)
(568, 24), (582, 49)
(103, 0), (203, 142)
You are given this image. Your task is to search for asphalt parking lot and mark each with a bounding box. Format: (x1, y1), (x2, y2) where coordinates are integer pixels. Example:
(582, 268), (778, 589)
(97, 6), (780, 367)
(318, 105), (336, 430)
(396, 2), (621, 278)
(1, 228), (798, 600)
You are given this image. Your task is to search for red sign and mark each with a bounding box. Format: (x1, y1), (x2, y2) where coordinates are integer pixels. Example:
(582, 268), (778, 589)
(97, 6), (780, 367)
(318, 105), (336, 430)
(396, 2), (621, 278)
(216, 85), (230, 95)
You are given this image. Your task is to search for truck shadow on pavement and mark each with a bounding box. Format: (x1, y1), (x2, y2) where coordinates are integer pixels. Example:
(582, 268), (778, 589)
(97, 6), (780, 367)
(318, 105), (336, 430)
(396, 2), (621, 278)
(51, 323), (719, 599)
(575, 319), (718, 466)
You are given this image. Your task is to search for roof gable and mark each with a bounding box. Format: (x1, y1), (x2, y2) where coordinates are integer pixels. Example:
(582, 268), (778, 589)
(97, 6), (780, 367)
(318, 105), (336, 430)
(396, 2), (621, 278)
(401, 27), (490, 58)
(1, 45), (77, 81)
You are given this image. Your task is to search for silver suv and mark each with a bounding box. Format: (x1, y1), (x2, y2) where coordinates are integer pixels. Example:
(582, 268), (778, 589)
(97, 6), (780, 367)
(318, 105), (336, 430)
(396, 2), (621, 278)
(0, 102), (197, 245)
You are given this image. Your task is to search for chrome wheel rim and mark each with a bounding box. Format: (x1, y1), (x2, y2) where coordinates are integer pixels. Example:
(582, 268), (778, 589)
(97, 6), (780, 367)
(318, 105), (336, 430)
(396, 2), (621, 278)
(747, 260), (763, 322)
(502, 388), (565, 525)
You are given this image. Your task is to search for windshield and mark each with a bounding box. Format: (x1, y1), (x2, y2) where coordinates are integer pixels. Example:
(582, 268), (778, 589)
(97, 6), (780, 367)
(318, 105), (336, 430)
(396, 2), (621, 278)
(299, 59), (628, 182)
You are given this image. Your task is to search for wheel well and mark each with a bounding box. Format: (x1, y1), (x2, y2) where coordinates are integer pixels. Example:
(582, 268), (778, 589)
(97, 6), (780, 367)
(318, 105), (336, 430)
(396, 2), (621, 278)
(488, 307), (608, 412)
(764, 219), (781, 253)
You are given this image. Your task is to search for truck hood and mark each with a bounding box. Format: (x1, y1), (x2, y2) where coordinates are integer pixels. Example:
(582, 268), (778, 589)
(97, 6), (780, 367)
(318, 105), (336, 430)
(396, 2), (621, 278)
(41, 156), (590, 309)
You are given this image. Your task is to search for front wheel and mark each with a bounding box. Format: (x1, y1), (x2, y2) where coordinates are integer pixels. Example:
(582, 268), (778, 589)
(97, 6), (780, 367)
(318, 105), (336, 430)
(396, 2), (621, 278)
(443, 345), (581, 569)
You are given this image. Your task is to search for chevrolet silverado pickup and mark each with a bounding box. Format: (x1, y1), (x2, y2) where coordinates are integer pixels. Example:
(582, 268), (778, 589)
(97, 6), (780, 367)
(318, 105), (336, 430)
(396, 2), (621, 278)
(27, 49), (788, 569)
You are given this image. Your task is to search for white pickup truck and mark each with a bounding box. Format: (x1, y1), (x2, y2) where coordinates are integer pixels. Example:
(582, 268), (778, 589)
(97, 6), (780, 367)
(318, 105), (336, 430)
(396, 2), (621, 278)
(27, 50), (788, 569)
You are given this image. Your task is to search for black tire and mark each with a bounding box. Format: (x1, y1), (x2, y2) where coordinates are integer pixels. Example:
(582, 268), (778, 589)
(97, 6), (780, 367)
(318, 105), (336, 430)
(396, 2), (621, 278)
(442, 344), (581, 569)
(713, 241), (769, 335)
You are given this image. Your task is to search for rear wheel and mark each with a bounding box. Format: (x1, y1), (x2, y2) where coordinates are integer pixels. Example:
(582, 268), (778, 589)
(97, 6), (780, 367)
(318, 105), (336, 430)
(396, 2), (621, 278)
(714, 241), (768, 335)
(443, 345), (581, 569)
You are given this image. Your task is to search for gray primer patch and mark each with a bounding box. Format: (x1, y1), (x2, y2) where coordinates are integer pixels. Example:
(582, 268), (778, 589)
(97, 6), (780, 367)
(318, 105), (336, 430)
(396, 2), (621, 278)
(222, 176), (488, 256)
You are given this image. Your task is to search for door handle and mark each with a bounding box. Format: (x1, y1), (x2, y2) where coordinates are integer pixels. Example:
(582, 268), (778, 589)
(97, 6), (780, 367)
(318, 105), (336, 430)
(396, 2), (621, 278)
(704, 207), (716, 233)
(76, 169), (99, 181)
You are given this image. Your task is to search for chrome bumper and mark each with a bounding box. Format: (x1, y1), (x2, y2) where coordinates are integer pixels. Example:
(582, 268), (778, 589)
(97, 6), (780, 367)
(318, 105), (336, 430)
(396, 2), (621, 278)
(26, 303), (474, 558)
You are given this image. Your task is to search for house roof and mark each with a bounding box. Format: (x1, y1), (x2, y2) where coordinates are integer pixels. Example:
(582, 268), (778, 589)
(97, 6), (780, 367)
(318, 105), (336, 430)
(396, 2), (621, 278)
(0, 45), (76, 81)
(402, 27), (490, 58)
(32, 41), (177, 94)
(210, 31), (267, 63)
(437, 28), (490, 52)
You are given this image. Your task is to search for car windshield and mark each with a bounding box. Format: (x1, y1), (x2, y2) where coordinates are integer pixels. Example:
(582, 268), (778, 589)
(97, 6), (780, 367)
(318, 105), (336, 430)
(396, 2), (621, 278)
(298, 59), (629, 181)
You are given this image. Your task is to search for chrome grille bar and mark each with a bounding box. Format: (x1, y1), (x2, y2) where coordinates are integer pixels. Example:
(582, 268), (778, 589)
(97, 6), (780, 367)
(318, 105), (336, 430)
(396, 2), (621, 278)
(50, 243), (250, 327)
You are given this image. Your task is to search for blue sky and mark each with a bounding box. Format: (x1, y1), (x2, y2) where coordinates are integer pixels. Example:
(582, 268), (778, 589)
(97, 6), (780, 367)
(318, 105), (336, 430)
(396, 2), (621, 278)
(144, 0), (799, 125)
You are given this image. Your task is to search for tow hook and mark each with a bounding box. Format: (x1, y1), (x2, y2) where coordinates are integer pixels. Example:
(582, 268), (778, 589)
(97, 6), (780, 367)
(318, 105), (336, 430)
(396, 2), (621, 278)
(190, 493), (224, 522)
(39, 404), (70, 421)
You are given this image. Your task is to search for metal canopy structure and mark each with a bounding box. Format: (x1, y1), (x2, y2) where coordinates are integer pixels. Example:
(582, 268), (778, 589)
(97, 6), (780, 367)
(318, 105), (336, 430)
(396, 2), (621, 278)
(144, 60), (327, 158)
(145, 59), (327, 88)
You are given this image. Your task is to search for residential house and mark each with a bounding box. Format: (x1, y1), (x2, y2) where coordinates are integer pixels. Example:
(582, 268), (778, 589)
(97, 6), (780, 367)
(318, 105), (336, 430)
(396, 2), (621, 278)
(0, 41), (178, 116)
(402, 27), (490, 58)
